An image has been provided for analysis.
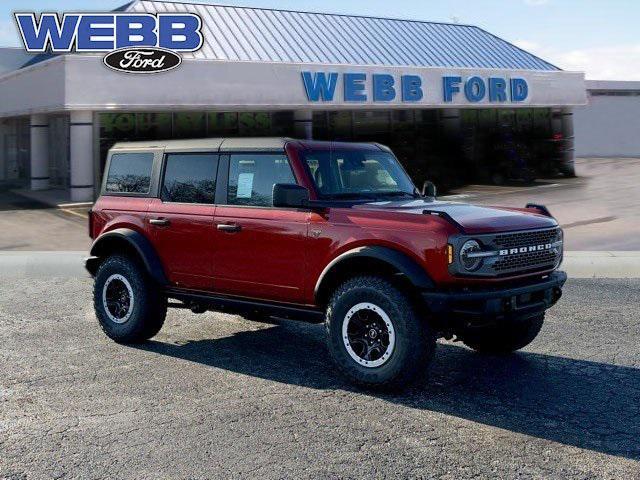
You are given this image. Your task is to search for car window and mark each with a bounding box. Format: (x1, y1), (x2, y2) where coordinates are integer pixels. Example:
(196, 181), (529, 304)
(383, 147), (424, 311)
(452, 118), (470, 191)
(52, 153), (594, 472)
(227, 154), (296, 207)
(105, 152), (154, 194)
(301, 149), (415, 199)
(161, 153), (218, 204)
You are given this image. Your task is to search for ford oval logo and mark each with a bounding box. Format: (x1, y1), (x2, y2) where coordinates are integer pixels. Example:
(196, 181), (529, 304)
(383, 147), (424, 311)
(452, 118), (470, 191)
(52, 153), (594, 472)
(103, 47), (182, 74)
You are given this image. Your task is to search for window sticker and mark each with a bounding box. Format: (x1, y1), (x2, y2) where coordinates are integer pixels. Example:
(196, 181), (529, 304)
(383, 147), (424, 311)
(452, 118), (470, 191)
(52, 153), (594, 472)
(236, 172), (254, 198)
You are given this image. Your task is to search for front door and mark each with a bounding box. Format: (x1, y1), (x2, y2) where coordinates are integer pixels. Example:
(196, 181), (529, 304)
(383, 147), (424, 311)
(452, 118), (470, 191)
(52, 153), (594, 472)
(148, 152), (219, 291)
(213, 153), (309, 303)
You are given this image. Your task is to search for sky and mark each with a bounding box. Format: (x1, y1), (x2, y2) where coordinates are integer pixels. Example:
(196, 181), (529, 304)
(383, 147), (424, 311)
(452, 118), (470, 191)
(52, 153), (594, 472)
(2, 0), (639, 80)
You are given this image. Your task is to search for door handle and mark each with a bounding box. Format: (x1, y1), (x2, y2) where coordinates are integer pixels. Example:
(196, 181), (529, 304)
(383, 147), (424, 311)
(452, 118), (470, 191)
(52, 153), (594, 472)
(149, 218), (170, 226)
(217, 223), (241, 233)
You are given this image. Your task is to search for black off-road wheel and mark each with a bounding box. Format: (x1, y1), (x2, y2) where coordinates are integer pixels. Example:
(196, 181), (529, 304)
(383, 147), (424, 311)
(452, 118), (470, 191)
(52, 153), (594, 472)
(325, 276), (436, 390)
(462, 314), (544, 353)
(93, 255), (167, 343)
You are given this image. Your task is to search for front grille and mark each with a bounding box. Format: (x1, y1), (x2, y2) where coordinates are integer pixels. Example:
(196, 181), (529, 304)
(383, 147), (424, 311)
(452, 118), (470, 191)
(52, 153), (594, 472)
(490, 227), (561, 274)
(450, 227), (563, 277)
(494, 228), (559, 250)
(493, 249), (558, 273)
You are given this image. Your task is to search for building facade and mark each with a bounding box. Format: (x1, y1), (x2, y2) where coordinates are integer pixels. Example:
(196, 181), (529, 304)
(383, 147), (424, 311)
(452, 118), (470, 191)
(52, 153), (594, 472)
(0, 1), (586, 200)
(574, 81), (640, 157)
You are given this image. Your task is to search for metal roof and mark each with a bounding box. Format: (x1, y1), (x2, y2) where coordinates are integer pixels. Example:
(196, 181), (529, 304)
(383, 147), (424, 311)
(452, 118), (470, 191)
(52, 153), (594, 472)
(129, 0), (559, 71)
(0, 48), (35, 74)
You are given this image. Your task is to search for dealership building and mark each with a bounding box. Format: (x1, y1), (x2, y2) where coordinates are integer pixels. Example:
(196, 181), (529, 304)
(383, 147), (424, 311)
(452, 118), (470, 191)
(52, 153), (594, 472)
(0, 0), (586, 201)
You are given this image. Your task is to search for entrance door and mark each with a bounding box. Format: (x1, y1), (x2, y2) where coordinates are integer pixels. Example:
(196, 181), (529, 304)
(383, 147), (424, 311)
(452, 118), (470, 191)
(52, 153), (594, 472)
(213, 153), (309, 303)
(148, 152), (219, 291)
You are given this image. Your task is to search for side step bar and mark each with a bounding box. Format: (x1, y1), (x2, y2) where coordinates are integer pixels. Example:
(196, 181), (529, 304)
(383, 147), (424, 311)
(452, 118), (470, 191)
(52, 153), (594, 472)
(165, 288), (325, 323)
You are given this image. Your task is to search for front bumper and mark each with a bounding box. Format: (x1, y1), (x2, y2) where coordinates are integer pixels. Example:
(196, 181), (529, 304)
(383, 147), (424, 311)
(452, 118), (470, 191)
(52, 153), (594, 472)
(422, 271), (566, 320)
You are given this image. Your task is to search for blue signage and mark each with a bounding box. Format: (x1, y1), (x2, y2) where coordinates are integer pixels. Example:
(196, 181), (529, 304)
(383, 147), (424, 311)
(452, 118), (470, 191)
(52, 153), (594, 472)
(15, 13), (203, 52)
(302, 71), (529, 103)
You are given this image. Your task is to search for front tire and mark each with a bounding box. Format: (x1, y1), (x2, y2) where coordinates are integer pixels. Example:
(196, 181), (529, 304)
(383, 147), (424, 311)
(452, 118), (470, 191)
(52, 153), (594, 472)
(93, 255), (167, 343)
(325, 276), (436, 390)
(462, 314), (544, 353)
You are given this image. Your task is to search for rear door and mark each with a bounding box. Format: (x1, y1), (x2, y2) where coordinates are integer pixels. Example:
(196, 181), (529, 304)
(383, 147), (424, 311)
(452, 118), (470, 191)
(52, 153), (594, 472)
(148, 152), (219, 291)
(212, 152), (309, 303)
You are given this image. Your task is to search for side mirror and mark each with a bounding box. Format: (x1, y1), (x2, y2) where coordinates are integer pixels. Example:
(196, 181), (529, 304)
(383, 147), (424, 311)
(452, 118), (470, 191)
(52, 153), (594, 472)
(422, 180), (437, 198)
(272, 183), (310, 208)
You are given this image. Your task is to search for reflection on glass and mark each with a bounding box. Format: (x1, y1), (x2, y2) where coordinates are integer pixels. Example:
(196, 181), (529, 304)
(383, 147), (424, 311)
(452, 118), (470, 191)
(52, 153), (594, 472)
(105, 153), (154, 193)
(162, 153), (218, 204)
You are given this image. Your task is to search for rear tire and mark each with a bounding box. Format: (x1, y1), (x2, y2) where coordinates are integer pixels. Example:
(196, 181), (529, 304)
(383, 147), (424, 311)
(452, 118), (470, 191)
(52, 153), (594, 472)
(325, 276), (436, 390)
(462, 314), (544, 353)
(93, 255), (167, 343)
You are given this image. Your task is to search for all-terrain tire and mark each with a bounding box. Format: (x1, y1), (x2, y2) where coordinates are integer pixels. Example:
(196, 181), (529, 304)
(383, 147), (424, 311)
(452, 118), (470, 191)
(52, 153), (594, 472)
(462, 314), (544, 353)
(93, 255), (167, 343)
(325, 276), (436, 390)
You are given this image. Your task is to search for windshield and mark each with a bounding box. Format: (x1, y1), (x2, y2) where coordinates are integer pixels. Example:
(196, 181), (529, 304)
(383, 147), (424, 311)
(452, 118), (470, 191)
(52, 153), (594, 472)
(302, 148), (417, 200)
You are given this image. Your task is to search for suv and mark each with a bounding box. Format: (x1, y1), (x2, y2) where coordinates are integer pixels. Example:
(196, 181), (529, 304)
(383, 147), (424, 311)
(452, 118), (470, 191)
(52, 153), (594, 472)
(86, 138), (566, 389)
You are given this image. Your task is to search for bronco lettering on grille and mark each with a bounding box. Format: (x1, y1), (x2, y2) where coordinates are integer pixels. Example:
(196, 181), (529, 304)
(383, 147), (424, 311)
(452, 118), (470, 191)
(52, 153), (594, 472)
(499, 244), (552, 256)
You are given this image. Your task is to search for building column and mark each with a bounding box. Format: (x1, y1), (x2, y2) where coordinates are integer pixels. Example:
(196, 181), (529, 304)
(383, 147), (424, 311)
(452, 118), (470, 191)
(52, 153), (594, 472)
(294, 110), (313, 139)
(70, 111), (95, 202)
(30, 114), (49, 190)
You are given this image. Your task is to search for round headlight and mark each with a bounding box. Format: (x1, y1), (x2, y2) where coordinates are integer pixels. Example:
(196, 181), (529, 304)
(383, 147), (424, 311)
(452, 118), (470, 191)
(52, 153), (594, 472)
(459, 240), (483, 271)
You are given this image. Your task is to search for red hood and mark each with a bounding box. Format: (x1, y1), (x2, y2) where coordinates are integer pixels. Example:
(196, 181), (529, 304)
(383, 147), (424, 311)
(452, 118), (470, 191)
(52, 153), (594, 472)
(351, 199), (557, 234)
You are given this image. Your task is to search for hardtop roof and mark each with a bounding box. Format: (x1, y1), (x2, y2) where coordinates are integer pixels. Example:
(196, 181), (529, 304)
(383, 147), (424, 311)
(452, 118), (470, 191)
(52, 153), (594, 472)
(110, 137), (386, 153)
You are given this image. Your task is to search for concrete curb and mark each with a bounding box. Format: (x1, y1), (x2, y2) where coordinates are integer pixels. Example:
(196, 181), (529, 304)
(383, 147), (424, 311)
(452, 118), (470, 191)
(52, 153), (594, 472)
(0, 251), (639, 279)
(0, 251), (89, 278)
(562, 251), (640, 279)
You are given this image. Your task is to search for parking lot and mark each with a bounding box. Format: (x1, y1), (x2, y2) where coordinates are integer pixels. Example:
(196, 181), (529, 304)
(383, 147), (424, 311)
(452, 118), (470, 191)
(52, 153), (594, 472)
(1, 276), (639, 478)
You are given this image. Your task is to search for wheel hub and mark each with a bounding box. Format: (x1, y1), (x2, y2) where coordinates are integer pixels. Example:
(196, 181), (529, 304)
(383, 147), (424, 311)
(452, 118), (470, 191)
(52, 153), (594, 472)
(342, 302), (395, 368)
(102, 274), (134, 324)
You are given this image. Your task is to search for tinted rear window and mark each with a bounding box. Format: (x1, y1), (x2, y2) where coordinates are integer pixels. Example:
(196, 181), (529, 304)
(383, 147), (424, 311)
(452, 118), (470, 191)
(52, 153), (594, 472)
(105, 153), (154, 194)
(161, 153), (218, 204)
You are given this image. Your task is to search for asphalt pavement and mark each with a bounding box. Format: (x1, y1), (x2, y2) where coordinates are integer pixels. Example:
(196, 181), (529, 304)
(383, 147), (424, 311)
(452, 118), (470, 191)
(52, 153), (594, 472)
(1, 276), (639, 479)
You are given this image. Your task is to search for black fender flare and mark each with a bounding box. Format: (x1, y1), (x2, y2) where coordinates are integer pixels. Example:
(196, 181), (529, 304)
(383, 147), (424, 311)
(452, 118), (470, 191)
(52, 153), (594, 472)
(314, 245), (434, 302)
(86, 228), (168, 285)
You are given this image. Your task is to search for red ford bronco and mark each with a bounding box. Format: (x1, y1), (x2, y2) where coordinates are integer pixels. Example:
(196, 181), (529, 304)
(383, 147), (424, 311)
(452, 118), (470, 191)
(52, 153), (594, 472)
(86, 138), (565, 389)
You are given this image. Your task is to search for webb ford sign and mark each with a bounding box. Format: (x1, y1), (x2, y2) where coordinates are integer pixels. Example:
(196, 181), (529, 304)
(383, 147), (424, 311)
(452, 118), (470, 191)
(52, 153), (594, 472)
(302, 71), (529, 104)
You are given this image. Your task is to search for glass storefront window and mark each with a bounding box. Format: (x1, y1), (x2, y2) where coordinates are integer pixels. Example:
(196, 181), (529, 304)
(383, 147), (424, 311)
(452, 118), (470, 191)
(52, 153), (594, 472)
(137, 113), (171, 139)
(497, 109), (516, 127)
(271, 111), (295, 136)
(328, 111), (352, 140)
(312, 112), (329, 140)
(460, 109), (478, 128)
(478, 109), (497, 129)
(208, 112), (238, 136)
(516, 109), (534, 132)
(238, 112), (271, 135)
(99, 113), (136, 140)
(391, 110), (415, 132)
(174, 112), (206, 138)
(353, 111), (390, 138)
(533, 108), (551, 133)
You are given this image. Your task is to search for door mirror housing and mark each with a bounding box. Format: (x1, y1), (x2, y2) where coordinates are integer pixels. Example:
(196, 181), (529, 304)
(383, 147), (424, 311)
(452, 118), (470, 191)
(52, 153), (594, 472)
(272, 183), (310, 208)
(422, 180), (437, 198)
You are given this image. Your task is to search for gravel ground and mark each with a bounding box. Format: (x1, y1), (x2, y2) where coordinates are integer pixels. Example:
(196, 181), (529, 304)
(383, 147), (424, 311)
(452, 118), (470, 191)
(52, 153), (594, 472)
(1, 278), (639, 479)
